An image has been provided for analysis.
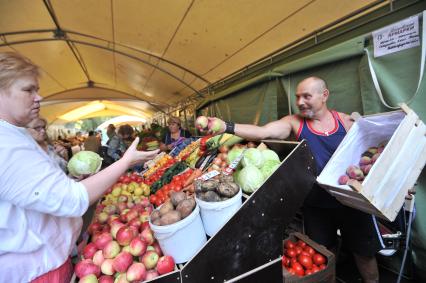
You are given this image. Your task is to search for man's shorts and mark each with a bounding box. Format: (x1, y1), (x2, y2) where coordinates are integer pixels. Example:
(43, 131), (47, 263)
(303, 204), (384, 257)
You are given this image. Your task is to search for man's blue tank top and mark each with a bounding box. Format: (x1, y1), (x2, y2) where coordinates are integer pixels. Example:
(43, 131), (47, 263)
(296, 110), (346, 208)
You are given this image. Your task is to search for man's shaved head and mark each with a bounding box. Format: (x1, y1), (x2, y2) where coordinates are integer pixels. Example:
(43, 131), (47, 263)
(297, 76), (328, 94)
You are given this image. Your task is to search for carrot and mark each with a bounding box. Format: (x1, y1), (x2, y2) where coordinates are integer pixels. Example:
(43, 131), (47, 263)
(183, 168), (203, 187)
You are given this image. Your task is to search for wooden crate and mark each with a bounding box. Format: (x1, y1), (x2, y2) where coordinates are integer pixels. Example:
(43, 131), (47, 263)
(282, 232), (335, 283)
(317, 105), (426, 221)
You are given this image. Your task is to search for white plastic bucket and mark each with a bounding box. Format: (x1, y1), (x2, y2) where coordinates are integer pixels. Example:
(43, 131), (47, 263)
(149, 204), (206, 263)
(196, 188), (242, 236)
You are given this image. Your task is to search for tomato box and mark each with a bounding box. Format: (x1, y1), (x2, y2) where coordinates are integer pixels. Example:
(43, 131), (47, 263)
(282, 232), (335, 283)
(317, 105), (426, 222)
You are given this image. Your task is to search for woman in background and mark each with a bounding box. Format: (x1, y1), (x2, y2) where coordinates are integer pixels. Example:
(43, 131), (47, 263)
(160, 116), (191, 152)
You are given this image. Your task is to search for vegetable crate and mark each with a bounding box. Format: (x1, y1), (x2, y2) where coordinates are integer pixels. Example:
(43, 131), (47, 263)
(283, 232), (335, 283)
(317, 105), (426, 221)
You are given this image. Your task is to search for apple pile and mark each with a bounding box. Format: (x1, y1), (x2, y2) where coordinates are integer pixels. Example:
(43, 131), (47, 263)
(338, 141), (387, 185)
(282, 239), (327, 277)
(76, 185), (176, 281)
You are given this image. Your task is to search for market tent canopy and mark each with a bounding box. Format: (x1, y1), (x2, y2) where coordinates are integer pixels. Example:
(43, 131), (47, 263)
(96, 116), (147, 131)
(0, 0), (385, 123)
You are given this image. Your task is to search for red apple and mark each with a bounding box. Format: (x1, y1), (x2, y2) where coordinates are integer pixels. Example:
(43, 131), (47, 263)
(112, 251), (133, 273)
(140, 227), (154, 245)
(100, 258), (115, 275)
(129, 237), (147, 256)
(110, 222), (125, 239)
(117, 202), (128, 213)
(145, 270), (159, 280)
(126, 262), (147, 281)
(87, 222), (102, 235)
(116, 226), (138, 246)
(94, 232), (112, 249)
(103, 205), (117, 215)
(152, 241), (163, 257)
(141, 250), (159, 270)
(75, 259), (101, 279)
(128, 218), (142, 231)
(107, 215), (120, 226)
(92, 250), (105, 266)
(140, 197), (150, 208)
(82, 242), (98, 259)
(102, 240), (120, 259)
(99, 275), (114, 283)
(156, 255), (175, 275)
(115, 273), (130, 283)
(141, 221), (150, 230)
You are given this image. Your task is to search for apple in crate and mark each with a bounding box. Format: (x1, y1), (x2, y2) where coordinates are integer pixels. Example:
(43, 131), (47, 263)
(140, 227), (155, 245)
(156, 255), (175, 275)
(94, 232), (112, 249)
(116, 226), (138, 246)
(82, 242), (98, 259)
(100, 258), (115, 275)
(141, 250), (159, 270)
(75, 259), (101, 279)
(112, 251), (133, 273)
(79, 274), (98, 283)
(126, 262), (147, 282)
(99, 275), (114, 283)
(129, 237), (147, 256)
(145, 270), (159, 280)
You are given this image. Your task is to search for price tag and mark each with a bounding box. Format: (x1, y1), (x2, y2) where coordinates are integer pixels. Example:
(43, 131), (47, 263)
(197, 170), (220, 181)
(223, 149), (246, 175)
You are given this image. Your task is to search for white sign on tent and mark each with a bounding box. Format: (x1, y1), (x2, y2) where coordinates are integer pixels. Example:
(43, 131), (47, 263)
(373, 15), (420, 58)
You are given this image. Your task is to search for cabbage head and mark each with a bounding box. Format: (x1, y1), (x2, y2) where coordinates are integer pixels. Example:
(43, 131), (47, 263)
(242, 148), (263, 168)
(227, 147), (244, 164)
(261, 149), (280, 163)
(238, 165), (264, 193)
(68, 151), (103, 177)
(260, 160), (281, 179)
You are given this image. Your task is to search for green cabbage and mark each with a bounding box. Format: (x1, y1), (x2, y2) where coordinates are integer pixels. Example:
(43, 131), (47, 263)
(68, 151), (103, 177)
(242, 148), (263, 168)
(260, 160), (281, 179)
(227, 148), (244, 164)
(238, 165), (264, 193)
(261, 149), (280, 163)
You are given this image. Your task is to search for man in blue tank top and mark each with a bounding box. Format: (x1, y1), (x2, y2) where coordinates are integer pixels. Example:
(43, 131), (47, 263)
(211, 77), (382, 283)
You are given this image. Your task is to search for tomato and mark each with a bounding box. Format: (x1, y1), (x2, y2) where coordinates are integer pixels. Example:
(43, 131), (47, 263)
(312, 265), (320, 273)
(287, 267), (296, 276)
(319, 264), (326, 270)
(284, 240), (296, 250)
(300, 251), (311, 257)
(305, 269), (313, 276)
(155, 198), (162, 207)
(285, 248), (297, 258)
(149, 195), (157, 204)
(291, 262), (304, 277)
(297, 254), (313, 270)
(122, 176), (131, 184)
(294, 246), (303, 255)
(312, 253), (326, 265)
(282, 256), (290, 267)
(304, 246), (315, 256)
(297, 240), (307, 248)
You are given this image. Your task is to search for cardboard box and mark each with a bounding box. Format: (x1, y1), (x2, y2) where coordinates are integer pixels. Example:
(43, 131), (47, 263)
(317, 106), (426, 221)
(283, 232), (335, 283)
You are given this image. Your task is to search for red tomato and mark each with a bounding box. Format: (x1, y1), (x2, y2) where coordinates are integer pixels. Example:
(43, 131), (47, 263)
(290, 258), (298, 266)
(304, 246), (315, 256)
(312, 265), (320, 273)
(291, 262), (305, 277)
(284, 240), (296, 249)
(287, 268), (296, 276)
(297, 240), (307, 248)
(295, 246), (303, 255)
(297, 254), (313, 270)
(122, 176), (131, 184)
(305, 269), (313, 276)
(149, 195), (157, 204)
(285, 248), (297, 258)
(300, 251), (311, 257)
(155, 199), (162, 207)
(282, 256), (290, 267)
(312, 253), (326, 265)
(319, 264), (326, 270)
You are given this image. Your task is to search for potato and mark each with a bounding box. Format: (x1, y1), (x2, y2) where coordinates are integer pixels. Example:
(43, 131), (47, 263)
(200, 191), (221, 202)
(160, 210), (182, 226)
(201, 179), (219, 191)
(176, 198), (196, 218)
(217, 182), (239, 198)
(159, 200), (174, 216)
(170, 191), (186, 207)
(219, 173), (234, 183)
(150, 210), (161, 223)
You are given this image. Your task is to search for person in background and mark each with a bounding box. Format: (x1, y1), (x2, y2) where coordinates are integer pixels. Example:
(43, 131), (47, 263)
(160, 116), (191, 152)
(106, 123), (116, 139)
(27, 117), (68, 173)
(0, 52), (159, 283)
(118, 124), (135, 149)
(206, 76), (382, 283)
(106, 125), (130, 162)
(83, 130), (101, 154)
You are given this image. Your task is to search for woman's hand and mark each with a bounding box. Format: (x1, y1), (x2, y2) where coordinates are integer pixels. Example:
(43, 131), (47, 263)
(122, 137), (159, 167)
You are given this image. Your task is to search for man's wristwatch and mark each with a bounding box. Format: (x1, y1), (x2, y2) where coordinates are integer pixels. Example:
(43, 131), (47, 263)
(225, 121), (235, 134)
